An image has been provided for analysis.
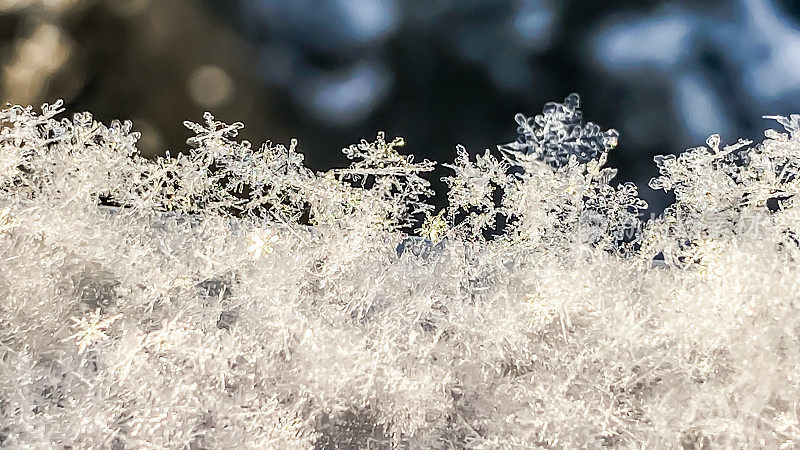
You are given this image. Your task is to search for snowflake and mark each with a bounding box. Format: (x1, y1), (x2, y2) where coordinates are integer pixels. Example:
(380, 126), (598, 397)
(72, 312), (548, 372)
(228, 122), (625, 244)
(499, 93), (619, 168)
(248, 228), (280, 259)
(67, 309), (122, 353)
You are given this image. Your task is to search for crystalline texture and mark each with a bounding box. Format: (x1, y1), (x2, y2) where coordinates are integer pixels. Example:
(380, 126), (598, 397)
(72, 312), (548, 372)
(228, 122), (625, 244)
(1, 97), (800, 448)
(499, 93), (620, 168)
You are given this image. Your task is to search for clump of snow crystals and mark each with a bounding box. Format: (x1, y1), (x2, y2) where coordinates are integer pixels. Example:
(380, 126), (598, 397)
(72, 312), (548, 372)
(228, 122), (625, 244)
(1, 96), (800, 448)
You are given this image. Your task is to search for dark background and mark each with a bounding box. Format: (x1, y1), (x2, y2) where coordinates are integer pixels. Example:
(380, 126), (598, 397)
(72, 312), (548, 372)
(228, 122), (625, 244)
(3, 0), (800, 213)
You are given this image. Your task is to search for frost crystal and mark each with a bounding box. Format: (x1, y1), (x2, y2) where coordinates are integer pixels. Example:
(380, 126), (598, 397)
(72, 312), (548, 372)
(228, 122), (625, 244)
(1, 96), (800, 448)
(500, 93), (620, 167)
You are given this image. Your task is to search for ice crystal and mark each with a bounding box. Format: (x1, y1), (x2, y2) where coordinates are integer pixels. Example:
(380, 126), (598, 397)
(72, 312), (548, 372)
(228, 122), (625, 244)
(440, 145), (508, 238)
(1, 95), (800, 448)
(68, 309), (122, 354)
(500, 92), (620, 168)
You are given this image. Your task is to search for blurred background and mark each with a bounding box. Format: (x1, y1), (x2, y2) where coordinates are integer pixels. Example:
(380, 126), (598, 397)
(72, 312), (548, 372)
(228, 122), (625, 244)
(2, 0), (800, 213)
